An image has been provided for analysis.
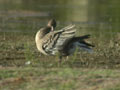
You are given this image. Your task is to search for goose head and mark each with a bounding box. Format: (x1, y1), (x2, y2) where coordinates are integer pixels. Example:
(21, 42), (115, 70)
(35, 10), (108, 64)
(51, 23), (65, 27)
(47, 19), (56, 31)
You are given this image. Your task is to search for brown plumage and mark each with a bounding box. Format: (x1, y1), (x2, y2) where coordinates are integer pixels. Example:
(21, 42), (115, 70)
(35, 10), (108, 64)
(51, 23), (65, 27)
(35, 19), (94, 61)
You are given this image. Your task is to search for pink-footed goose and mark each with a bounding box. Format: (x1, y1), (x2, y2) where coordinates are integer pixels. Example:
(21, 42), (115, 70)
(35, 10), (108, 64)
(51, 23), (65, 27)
(35, 19), (94, 62)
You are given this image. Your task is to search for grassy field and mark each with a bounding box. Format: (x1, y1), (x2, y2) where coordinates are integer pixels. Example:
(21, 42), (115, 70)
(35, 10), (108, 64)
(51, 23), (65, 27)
(0, 67), (120, 90)
(0, 32), (120, 90)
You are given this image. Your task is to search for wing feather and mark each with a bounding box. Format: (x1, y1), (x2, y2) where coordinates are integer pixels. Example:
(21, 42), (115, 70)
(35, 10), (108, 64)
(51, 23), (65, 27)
(42, 24), (76, 55)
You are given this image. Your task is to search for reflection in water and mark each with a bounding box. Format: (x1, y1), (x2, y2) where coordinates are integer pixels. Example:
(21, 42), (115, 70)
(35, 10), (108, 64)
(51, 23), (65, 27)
(0, 0), (120, 34)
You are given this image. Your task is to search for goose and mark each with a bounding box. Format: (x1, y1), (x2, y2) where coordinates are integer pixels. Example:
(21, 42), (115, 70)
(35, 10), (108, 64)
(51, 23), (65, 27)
(35, 19), (94, 62)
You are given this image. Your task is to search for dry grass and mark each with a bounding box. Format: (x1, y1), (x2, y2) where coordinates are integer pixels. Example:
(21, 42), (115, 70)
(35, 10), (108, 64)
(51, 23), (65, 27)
(0, 32), (120, 68)
(0, 68), (120, 90)
(0, 32), (120, 90)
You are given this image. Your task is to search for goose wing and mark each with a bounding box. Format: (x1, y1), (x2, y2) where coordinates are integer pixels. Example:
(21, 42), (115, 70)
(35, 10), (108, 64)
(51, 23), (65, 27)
(42, 24), (76, 55)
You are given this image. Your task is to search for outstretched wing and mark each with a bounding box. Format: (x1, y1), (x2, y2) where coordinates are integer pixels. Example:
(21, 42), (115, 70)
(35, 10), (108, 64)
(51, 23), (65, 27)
(42, 24), (76, 55)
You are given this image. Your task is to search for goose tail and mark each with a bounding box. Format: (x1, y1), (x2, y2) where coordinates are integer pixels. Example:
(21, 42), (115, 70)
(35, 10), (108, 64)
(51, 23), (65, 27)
(76, 41), (94, 53)
(78, 43), (93, 53)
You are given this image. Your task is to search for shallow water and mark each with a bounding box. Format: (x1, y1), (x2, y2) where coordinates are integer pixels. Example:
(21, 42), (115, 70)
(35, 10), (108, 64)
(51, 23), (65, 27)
(0, 0), (120, 34)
